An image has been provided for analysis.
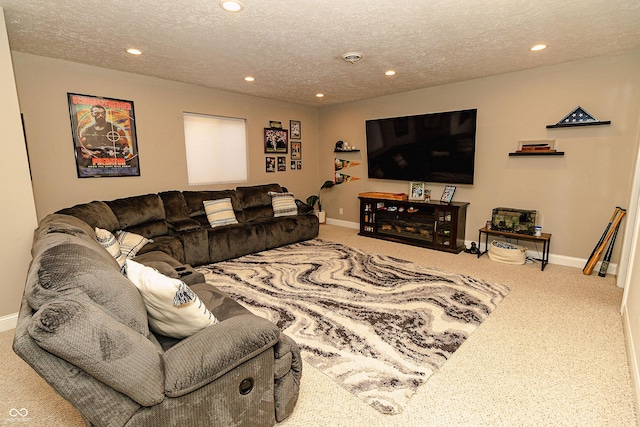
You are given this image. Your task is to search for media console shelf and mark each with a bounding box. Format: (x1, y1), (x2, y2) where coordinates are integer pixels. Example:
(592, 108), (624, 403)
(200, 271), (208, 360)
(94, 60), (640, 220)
(358, 196), (469, 253)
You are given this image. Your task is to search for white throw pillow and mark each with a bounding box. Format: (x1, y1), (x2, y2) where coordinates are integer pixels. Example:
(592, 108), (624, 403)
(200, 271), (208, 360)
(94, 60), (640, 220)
(204, 198), (238, 228)
(269, 191), (298, 217)
(125, 260), (218, 339)
(95, 227), (126, 269)
(116, 230), (152, 259)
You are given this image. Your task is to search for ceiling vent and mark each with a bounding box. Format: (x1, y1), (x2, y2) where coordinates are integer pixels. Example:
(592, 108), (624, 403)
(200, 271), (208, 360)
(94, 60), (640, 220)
(342, 52), (363, 64)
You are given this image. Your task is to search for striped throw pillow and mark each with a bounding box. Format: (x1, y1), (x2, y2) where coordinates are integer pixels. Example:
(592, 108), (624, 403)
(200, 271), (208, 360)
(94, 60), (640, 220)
(204, 198), (238, 228)
(95, 227), (126, 269)
(269, 191), (298, 217)
(116, 230), (152, 259)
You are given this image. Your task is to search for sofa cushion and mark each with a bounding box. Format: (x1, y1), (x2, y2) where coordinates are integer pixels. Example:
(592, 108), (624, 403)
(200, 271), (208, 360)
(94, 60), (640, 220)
(136, 235), (186, 264)
(237, 183), (283, 210)
(116, 230), (152, 259)
(269, 192), (298, 217)
(167, 218), (202, 232)
(207, 223), (268, 263)
(204, 198), (239, 228)
(56, 201), (120, 231)
(107, 194), (166, 230)
(125, 260), (218, 339)
(183, 190), (243, 220)
(35, 214), (98, 244)
(25, 234), (149, 336)
(159, 191), (190, 222)
(28, 298), (165, 407)
(95, 227), (126, 269)
(124, 219), (170, 239)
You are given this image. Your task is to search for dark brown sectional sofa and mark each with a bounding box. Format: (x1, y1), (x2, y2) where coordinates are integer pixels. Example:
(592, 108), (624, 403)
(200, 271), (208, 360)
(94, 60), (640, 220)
(57, 183), (319, 266)
(12, 183), (317, 427)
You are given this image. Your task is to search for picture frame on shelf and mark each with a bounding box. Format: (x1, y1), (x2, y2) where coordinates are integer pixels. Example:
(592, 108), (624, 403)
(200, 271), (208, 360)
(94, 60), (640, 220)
(264, 128), (288, 153)
(290, 120), (301, 139)
(409, 182), (425, 201)
(440, 185), (456, 203)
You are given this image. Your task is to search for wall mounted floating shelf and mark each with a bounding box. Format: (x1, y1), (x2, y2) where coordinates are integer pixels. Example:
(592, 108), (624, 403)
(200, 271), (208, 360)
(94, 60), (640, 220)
(547, 106), (610, 128)
(546, 121), (611, 129)
(509, 151), (565, 156)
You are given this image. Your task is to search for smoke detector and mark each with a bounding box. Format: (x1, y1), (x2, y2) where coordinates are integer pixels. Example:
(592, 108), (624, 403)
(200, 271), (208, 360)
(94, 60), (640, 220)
(342, 52), (363, 64)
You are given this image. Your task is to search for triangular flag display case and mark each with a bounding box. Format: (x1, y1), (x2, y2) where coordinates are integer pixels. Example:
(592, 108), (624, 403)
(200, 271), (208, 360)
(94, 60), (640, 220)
(546, 106), (611, 128)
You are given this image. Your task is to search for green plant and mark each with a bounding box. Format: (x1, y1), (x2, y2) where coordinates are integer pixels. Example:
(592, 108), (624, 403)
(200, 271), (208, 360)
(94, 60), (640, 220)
(306, 180), (335, 211)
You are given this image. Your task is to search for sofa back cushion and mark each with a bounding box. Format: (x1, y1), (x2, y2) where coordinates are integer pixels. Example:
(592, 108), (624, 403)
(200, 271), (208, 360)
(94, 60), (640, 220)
(56, 201), (120, 231)
(107, 194), (168, 238)
(236, 183), (283, 221)
(183, 190), (244, 226)
(28, 298), (165, 407)
(159, 191), (190, 221)
(237, 183), (283, 209)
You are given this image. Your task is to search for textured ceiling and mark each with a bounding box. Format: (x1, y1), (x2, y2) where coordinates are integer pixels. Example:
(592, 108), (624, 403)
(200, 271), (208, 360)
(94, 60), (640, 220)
(1, 0), (639, 107)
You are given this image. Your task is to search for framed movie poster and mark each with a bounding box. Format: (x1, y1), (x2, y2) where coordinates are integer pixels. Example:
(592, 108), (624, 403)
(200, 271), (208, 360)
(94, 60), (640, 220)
(68, 93), (140, 178)
(264, 128), (288, 153)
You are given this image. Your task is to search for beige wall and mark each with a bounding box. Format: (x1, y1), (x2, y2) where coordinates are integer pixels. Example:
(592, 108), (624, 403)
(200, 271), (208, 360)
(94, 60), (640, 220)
(12, 52), (320, 220)
(6, 45), (640, 316)
(319, 50), (640, 262)
(0, 9), (38, 318)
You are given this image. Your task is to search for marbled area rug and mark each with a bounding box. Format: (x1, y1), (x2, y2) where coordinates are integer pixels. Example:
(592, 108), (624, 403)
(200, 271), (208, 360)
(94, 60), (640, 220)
(198, 239), (509, 414)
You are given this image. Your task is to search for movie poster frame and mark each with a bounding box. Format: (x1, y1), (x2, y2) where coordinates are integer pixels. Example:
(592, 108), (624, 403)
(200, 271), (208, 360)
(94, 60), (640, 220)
(68, 93), (140, 178)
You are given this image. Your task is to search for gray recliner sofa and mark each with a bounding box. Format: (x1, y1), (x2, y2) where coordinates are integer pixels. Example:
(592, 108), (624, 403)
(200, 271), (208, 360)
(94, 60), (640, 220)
(13, 183), (316, 426)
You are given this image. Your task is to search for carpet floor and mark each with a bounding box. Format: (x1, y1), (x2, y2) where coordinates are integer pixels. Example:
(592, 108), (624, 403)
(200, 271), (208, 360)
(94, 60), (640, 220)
(0, 224), (636, 426)
(199, 239), (509, 414)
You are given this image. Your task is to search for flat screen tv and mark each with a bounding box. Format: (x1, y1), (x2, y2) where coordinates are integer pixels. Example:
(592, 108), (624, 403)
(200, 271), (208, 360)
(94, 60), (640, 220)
(365, 108), (477, 185)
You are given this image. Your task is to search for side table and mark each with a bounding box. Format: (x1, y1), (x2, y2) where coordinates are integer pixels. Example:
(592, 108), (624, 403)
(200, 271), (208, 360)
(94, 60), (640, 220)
(477, 226), (551, 271)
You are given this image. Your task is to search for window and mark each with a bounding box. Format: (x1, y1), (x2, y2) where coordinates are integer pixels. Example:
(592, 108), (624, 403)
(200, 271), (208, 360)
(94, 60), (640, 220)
(183, 113), (247, 185)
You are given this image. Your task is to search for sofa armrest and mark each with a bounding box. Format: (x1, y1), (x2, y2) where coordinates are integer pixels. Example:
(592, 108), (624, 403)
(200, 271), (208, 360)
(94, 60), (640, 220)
(295, 199), (314, 215)
(163, 314), (280, 397)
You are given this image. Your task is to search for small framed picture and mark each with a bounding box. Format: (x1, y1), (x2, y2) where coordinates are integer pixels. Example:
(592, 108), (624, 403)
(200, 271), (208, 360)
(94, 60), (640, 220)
(277, 156), (286, 171)
(409, 182), (425, 201)
(266, 157), (276, 172)
(269, 121), (282, 129)
(290, 120), (301, 139)
(440, 185), (456, 203)
(291, 141), (302, 160)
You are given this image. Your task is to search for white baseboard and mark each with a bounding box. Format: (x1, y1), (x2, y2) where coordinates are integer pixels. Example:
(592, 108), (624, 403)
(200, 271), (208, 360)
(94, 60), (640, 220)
(324, 218), (617, 273)
(0, 313), (18, 332)
(325, 218), (359, 229)
(622, 305), (640, 427)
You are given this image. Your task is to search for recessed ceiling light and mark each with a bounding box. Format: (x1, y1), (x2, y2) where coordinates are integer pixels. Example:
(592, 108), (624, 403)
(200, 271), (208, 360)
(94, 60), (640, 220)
(385, 70), (396, 76)
(220, 1), (243, 12)
(530, 44), (547, 51)
(126, 48), (143, 55)
(244, 76), (255, 82)
(315, 93), (324, 98)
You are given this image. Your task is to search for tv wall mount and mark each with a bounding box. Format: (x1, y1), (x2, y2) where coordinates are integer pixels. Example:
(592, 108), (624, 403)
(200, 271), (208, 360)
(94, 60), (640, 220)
(546, 106), (611, 128)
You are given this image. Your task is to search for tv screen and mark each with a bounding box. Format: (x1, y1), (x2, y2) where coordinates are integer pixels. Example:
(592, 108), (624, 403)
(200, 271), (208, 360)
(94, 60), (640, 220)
(365, 109), (477, 185)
